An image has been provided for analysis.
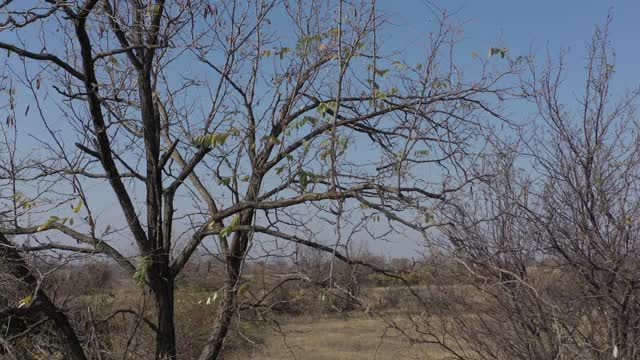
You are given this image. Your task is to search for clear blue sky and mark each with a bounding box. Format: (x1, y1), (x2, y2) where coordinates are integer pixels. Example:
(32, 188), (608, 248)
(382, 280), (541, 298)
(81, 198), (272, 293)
(383, 0), (640, 93)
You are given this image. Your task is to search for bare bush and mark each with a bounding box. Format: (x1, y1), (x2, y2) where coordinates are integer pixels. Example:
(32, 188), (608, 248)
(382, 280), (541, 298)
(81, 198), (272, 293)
(408, 20), (640, 360)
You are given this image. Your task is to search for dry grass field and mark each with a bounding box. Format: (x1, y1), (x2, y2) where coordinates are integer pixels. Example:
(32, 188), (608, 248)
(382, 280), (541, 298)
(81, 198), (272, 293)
(60, 272), (465, 359)
(10, 262), (470, 359)
(250, 316), (453, 360)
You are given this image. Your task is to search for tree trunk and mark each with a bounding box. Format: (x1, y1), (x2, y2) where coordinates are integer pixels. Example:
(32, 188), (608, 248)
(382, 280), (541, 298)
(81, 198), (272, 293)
(151, 261), (177, 359)
(198, 269), (238, 360)
(46, 302), (88, 360)
(199, 181), (261, 360)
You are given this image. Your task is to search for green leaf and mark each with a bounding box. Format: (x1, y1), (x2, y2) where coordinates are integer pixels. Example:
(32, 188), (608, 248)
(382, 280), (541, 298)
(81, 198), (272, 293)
(37, 216), (62, 231)
(277, 47), (291, 60)
(339, 136), (349, 151)
(133, 256), (152, 287)
(220, 215), (240, 237)
(288, 115), (318, 131)
(316, 102), (328, 116)
(303, 116), (318, 126)
(218, 177), (231, 186)
(316, 102), (335, 117)
(298, 170), (309, 190)
(72, 199), (83, 213)
(431, 79), (449, 90)
(415, 149), (430, 157)
(319, 149), (330, 162)
(15, 192), (32, 209)
(367, 64), (389, 77)
(297, 34), (322, 49)
(424, 212), (434, 224)
(195, 129), (237, 148)
(392, 61), (407, 70)
(488, 47), (508, 59)
(18, 294), (32, 308)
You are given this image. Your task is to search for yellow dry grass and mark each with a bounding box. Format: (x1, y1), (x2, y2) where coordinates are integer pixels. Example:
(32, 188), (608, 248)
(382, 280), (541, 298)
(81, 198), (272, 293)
(249, 316), (454, 360)
(79, 285), (465, 359)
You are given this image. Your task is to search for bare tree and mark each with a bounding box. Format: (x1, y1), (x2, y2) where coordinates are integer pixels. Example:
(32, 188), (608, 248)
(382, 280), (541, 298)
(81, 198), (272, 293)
(412, 19), (640, 360)
(0, 1), (514, 358)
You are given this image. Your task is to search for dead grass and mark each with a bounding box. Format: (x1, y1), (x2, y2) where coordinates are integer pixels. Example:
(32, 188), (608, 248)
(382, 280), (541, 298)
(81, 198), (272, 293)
(58, 270), (467, 359)
(250, 316), (455, 360)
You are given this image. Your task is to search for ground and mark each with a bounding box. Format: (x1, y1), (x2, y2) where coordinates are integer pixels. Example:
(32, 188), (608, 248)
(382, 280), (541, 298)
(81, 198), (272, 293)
(235, 316), (454, 360)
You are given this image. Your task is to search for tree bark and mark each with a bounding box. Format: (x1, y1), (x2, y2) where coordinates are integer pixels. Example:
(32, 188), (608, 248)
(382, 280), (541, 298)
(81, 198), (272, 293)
(197, 256), (241, 360)
(198, 176), (263, 360)
(150, 256), (177, 359)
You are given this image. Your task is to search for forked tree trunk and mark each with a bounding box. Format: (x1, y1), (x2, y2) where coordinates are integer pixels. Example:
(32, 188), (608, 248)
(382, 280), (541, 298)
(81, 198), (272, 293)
(199, 163), (262, 360)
